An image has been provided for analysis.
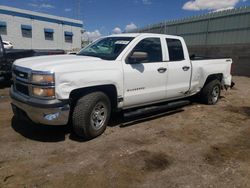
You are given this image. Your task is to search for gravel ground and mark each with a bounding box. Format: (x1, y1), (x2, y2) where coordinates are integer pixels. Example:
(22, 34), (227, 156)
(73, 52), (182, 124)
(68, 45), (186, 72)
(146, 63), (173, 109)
(0, 76), (250, 188)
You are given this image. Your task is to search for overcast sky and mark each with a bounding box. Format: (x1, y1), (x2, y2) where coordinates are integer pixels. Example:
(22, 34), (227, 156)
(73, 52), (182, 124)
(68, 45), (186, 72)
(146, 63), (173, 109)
(0, 0), (249, 40)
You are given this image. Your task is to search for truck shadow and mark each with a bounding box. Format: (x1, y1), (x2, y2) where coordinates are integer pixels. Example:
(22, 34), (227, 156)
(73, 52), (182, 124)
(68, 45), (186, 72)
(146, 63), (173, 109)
(69, 108), (185, 142)
(243, 107), (250, 117)
(11, 117), (70, 142)
(110, 109), (184, 128)
(0, 80), (12, 89)
(69, 108), (184, 142)
(11, 107), (187, 143)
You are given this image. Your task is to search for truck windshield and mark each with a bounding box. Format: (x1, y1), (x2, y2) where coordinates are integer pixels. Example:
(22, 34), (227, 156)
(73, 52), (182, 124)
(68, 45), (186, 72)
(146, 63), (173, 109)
(77, 37), (134, 60)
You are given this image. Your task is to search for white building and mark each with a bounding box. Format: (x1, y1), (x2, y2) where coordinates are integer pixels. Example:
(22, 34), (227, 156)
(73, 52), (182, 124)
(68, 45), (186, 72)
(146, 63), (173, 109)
(0, 5), (83, 50)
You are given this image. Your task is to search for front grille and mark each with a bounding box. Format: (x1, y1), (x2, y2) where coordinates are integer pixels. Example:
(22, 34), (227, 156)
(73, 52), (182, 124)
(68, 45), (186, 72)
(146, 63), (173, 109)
(15, 83), (29, 96)
(13, 66), (31, 97)
(12, 66), (55, 99)
(13, 69), (29, 80)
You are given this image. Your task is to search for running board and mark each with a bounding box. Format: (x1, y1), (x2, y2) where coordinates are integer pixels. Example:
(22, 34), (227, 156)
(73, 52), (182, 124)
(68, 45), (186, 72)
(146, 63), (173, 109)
(124, 100), (190, 118)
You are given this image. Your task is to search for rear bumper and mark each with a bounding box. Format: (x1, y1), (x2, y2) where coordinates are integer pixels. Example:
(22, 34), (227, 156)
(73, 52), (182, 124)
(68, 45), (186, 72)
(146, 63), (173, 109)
(10, 86), (70, 125)
(223, 75), (232, 87)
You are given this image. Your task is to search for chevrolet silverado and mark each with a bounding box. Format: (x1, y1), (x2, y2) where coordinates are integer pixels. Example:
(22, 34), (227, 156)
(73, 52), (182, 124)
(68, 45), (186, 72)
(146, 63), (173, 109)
(10, 33), (233, 139)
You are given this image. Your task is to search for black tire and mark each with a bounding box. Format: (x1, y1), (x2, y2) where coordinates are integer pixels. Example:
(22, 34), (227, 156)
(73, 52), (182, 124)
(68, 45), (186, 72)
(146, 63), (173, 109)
(72, 92), (111, 139)
(200, 79), (221, 105)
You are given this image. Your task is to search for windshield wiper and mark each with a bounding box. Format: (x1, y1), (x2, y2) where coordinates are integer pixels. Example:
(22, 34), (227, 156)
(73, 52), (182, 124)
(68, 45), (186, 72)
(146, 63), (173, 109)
(77, 53), (109, 60)
(77, 50), (117, 60)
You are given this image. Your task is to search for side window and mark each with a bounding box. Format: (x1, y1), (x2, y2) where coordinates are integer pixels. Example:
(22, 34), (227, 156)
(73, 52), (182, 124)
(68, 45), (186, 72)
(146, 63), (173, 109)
(44, 28), (54, 40)
(0, 21), (7, 35)
(21, 25), (32, 38)
(166, 38), (184, 61)
(65, 31), (73, 43)
(130, 37), (162, 63)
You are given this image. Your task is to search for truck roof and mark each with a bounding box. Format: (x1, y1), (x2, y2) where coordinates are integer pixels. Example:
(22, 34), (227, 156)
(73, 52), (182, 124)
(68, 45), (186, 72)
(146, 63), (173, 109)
(108, 33), (182, 39)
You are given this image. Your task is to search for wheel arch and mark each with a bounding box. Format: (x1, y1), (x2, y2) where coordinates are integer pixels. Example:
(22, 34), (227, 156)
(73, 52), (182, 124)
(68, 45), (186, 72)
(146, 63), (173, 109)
(69, 84), (118, 111)
(203, 73), (223, 88)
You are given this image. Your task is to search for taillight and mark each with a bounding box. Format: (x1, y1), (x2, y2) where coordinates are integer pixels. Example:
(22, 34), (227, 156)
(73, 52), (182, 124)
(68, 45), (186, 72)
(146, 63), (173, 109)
(230, 62), (234, 75)
(226, 59), (233, 75)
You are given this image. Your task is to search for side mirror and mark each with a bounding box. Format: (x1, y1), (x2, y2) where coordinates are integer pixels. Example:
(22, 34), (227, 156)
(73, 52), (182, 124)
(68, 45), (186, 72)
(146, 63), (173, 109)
(128, 51), (148, 64)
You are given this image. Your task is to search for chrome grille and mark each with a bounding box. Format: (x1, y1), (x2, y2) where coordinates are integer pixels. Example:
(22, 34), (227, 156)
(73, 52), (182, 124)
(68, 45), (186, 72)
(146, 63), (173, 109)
(15, 83), (29, 96)
(13, 69), (28, 80)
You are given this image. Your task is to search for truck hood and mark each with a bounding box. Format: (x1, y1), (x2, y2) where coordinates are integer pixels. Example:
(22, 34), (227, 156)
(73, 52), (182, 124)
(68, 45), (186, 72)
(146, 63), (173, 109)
(13, 54), (114, 72)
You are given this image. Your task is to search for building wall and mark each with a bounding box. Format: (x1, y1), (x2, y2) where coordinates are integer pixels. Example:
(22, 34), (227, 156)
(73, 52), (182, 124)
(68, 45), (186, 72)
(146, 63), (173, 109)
(0, 6), (83, 50)
(189, 44), (250, 77)
(133, 7), (250, 77)
(134, 7), (250, 46)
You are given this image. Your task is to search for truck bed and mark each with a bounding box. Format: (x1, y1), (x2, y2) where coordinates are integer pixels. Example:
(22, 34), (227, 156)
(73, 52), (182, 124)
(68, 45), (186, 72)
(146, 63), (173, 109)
(190, 55), (231, 61)
(190, 58), (233, 94)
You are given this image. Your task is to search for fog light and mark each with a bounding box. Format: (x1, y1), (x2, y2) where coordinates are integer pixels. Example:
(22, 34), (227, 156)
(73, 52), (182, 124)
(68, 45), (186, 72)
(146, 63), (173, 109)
(44, 112), (59, 121)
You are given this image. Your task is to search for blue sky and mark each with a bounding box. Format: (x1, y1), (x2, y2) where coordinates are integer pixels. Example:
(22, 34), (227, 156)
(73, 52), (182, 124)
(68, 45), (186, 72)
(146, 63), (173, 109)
(1, 0), (250, 38)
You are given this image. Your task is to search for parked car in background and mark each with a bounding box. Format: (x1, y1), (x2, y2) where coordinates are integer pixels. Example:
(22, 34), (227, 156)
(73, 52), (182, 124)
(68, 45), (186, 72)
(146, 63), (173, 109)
(0, 35), (65, 82)
(11, 33), (233, 139)
(3, 41), (13, 50)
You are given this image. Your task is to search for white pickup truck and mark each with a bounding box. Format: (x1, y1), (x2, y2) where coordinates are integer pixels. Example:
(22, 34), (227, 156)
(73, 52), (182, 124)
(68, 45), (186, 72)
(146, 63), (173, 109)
(11, 33), (233, 139)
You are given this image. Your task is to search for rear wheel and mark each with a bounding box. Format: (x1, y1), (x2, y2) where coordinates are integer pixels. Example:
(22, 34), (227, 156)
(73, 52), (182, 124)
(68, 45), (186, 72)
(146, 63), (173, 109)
(200, 80), (221, 105)
(72, 92), (111, 139)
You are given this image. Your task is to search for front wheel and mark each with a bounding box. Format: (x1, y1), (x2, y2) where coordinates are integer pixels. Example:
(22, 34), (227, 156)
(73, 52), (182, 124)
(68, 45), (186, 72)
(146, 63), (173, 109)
(200, 80), (221, 105)
(72, 92), (111, 139)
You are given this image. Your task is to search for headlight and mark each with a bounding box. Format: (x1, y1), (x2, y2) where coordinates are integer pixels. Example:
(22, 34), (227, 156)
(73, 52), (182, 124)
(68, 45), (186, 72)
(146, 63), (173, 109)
(31, 72), (54, 84)
(31, 71), (55, 98)
(32, 87), (55, 98)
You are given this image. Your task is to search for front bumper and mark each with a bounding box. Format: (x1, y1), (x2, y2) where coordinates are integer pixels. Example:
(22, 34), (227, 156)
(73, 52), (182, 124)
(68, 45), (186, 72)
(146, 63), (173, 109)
(10, 86), (70, 125)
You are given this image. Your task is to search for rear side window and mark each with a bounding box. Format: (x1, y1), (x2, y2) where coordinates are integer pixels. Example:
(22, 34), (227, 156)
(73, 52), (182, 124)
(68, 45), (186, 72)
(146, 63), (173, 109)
(133, 38), (162, 63)
(166, 39), (184, 61)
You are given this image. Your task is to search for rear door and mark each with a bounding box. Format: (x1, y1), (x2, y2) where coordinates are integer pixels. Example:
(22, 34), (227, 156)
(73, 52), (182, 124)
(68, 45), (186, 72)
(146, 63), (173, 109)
(165, 38), (191, 99)
(122, 37), (168, 108)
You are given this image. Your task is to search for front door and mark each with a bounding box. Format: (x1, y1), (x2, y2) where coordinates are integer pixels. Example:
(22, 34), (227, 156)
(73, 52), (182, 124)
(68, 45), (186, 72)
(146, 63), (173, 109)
(122, 37), (167, 108)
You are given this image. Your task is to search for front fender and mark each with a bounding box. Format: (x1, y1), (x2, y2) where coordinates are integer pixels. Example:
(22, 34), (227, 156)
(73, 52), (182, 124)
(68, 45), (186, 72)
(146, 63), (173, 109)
(55, 69), (123, 99)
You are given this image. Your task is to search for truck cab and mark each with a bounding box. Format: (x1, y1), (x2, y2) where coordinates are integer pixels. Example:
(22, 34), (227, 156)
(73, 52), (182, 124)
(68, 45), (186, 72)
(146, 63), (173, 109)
(121, 34), (192, 108)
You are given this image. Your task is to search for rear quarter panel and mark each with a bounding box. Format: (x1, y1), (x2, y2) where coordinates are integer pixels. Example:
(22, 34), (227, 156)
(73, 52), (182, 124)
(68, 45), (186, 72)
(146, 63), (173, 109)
(190, 59), (232, 93)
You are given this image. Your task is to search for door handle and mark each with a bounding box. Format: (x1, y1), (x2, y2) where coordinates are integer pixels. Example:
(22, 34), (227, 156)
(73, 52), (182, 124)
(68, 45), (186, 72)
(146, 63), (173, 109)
(157, 67), (167, 73)
(182, 66), (190, 71)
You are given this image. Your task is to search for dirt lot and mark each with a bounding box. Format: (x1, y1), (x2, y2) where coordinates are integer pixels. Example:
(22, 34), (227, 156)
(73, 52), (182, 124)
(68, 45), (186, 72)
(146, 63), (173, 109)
(0, 76), (250, 188)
